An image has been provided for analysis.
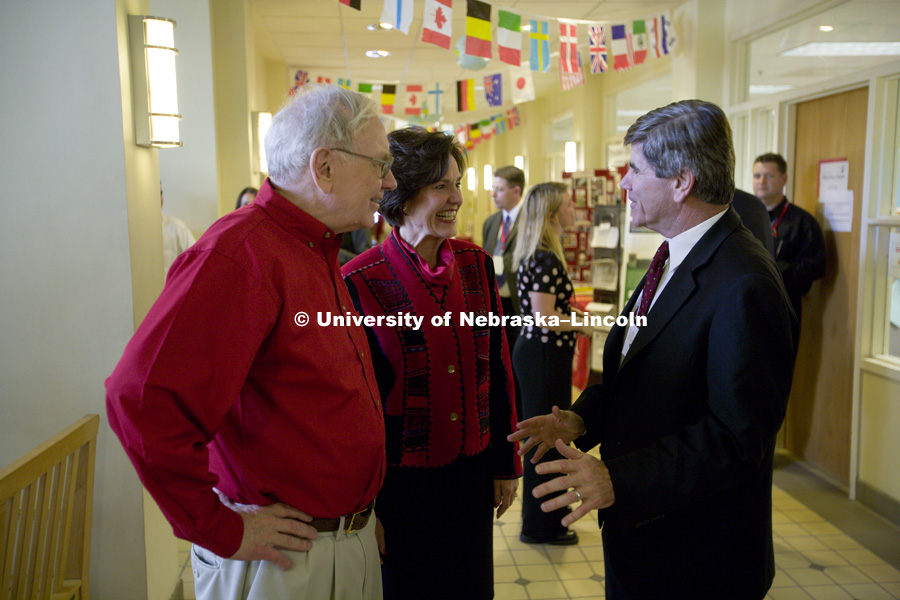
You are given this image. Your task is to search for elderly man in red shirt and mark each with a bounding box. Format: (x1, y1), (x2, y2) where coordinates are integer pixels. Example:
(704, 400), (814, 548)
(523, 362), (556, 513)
(106, 84), (397, 599)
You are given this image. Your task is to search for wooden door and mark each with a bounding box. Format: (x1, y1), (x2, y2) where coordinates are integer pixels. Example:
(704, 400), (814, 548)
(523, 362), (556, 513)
(785, 86), (868, 483)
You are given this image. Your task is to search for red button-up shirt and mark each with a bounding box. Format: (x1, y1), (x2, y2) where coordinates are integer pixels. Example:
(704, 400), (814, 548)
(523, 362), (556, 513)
(106, 180), (385, 557)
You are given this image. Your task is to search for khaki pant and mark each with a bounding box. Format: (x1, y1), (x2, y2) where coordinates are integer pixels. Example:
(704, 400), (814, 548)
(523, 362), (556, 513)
(191, 514), (381, 600)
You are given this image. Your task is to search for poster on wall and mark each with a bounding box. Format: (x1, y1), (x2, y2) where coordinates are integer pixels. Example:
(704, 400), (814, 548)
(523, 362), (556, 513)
(818, 158), (852, 232)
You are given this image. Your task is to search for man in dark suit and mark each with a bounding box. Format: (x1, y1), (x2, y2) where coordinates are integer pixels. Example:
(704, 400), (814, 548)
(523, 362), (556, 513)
(732, 187), (775, 256)
(483, 165), (526, 417)
(509, 100), (797, 599)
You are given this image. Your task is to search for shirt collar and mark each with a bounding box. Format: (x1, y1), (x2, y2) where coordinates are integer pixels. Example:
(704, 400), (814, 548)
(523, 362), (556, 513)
(502, 199), (523, 225)
(255, 178), (342, 255)
(664, 208), (729, 275)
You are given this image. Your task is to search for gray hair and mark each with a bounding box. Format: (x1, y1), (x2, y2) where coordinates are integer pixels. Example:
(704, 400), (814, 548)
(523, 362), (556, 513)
(265, 84), (381, 185)
(624, 99), (734, 205)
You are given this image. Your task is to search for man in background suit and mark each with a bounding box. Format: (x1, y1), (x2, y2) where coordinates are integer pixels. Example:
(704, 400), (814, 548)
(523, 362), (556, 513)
(483, 165), (526, 416)
(732, 187), (775, 256)
(510, 100), (797, 599)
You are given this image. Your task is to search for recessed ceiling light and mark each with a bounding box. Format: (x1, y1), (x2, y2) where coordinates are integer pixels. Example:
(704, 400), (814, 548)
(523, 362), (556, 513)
(367, 22), (393, 31)
(781, 42), (900, 56)
(819, 25), (834, 32)
(365, 50), (391, 58)
(749, 84), (795, 95)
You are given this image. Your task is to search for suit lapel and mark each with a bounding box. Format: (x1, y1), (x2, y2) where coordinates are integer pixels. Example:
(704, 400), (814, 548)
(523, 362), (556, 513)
(504, 216), (520, 250)
(619, 207), (742, 370)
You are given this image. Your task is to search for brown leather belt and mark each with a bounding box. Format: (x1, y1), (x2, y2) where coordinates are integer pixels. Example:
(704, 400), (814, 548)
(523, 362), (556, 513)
(309, 503), (374, 534)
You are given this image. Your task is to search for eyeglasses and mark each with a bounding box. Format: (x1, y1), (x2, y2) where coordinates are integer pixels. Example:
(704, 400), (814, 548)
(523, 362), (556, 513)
(329, 147), (393, 179)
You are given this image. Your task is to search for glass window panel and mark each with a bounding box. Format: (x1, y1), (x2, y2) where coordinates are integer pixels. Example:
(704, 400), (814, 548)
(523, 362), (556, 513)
(747, 0), (900, 102)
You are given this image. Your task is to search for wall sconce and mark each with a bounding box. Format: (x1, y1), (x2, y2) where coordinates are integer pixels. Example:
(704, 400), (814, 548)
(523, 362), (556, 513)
(565, 141), (577, 172)
(467, 167), (477, 191)
(129, 16), (182, 147)
(484, 165), (493, 190)
(252, 112), (272, 173)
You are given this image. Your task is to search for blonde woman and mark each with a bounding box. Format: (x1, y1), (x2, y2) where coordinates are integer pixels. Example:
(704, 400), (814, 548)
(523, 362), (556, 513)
(512, 182), (593, 545)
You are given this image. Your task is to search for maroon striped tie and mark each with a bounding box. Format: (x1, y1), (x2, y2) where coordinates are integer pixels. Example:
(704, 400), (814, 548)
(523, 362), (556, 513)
(636, 241), (669, 317)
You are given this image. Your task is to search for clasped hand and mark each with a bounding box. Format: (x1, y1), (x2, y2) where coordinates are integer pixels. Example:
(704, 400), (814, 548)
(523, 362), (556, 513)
(507, 406), (615, 526)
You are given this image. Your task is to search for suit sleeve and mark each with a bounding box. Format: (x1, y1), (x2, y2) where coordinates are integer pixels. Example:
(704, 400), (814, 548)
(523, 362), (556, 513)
(571, 384), (606, 452)
(602, 272), (795, 521)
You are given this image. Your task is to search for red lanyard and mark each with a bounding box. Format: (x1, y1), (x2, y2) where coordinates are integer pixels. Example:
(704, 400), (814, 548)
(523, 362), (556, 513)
(770, 201), (789, 238)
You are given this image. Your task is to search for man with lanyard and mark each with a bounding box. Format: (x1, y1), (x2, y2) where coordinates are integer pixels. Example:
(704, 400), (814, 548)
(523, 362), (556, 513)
(753, 152), (826, 323)
(483, 165), (526, 416)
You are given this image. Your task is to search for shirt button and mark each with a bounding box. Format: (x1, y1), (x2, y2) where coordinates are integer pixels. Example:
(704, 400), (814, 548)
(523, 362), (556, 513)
(446, 365), (456, 373)
(450, 412), (459, 422)
(308, 242), (315, 248)
(324, 232), (332, 238)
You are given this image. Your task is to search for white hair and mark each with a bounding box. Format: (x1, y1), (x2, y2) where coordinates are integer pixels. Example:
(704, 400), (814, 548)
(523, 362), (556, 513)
(264, 84), (381, 185)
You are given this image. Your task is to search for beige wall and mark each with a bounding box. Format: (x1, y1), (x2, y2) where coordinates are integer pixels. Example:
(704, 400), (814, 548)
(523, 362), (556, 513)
(211, 0), (255, 216)
(0, 0), (171, 597)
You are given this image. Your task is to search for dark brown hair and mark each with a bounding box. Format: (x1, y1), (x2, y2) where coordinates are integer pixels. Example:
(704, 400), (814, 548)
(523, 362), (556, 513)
(378, 127), (466, 227)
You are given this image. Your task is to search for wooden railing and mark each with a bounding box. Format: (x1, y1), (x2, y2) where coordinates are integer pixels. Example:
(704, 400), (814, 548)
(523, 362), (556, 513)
(1, 415), (100, 600)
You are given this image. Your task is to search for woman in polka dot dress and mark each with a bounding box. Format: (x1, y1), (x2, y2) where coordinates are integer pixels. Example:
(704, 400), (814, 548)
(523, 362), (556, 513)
(511, 182), (595, 545)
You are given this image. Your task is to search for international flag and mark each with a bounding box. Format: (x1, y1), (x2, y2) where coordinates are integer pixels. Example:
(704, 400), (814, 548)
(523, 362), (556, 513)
(290, 69), (309, 95)
(381, 84), (397, 114)
(465, 0), (492, 59)
(337, 78), (351, 90)
(457, 78), (476, 112)
(506, 106), (520, 129)
(529, 20), (550, 73)
(632, 20), (648, 64)
(492, 114), (506, 135)
(479, 119), (492, 140)
(559, 23), (579, 73)
(456, 123), (469, 147)
(560, 51), (585, 91)
(470, 122), (481, 145)
(316, 75), (332, 84)
(511, 69), (535, 104)
(382, 0), (413, 35)
(484, 74), (502, 107)
(649, 13), (677, 57)
(358, 82), (373, 93)
(497, 10), (522, 66)
(611, 24), (632, 72)
(588, 25), (608, 74)
(336, 0), (361, 10)
(405, 85), (423, 115)
(422, 0), (452, 49)
(427, 82), (444, 116)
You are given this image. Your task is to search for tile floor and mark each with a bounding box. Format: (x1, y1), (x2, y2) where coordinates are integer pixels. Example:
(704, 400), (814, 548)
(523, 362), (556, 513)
(180, 451), (900, 600)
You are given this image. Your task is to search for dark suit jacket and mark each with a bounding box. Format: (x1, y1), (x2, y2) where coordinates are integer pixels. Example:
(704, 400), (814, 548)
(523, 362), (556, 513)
(572, 207), (797, 599)
(732, 188), (775, 257)
(482, 210), (521, 315)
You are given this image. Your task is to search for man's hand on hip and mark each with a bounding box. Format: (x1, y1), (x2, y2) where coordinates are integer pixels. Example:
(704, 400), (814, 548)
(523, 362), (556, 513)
(221, 492), (316, 570)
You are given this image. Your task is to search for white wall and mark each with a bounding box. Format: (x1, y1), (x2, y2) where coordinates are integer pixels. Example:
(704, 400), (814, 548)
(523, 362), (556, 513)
(0, 1), (148, 597)
(153, 0), (220, 234)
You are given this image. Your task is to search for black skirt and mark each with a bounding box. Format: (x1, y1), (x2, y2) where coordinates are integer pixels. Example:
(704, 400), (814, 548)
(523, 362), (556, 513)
(378, 452), (495, 600)
(513, 335), (575, 539)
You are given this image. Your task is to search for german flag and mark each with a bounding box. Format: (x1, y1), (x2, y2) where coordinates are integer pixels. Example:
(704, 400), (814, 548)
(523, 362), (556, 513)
(457, 79), (475, 112)
(336, 0), (361, 10)
(465, 0), (492, 59)
(381, 84), (397, 114)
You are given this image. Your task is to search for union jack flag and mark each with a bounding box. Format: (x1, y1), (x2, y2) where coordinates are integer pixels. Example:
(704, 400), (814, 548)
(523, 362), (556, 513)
(589, 25), (608, 74)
